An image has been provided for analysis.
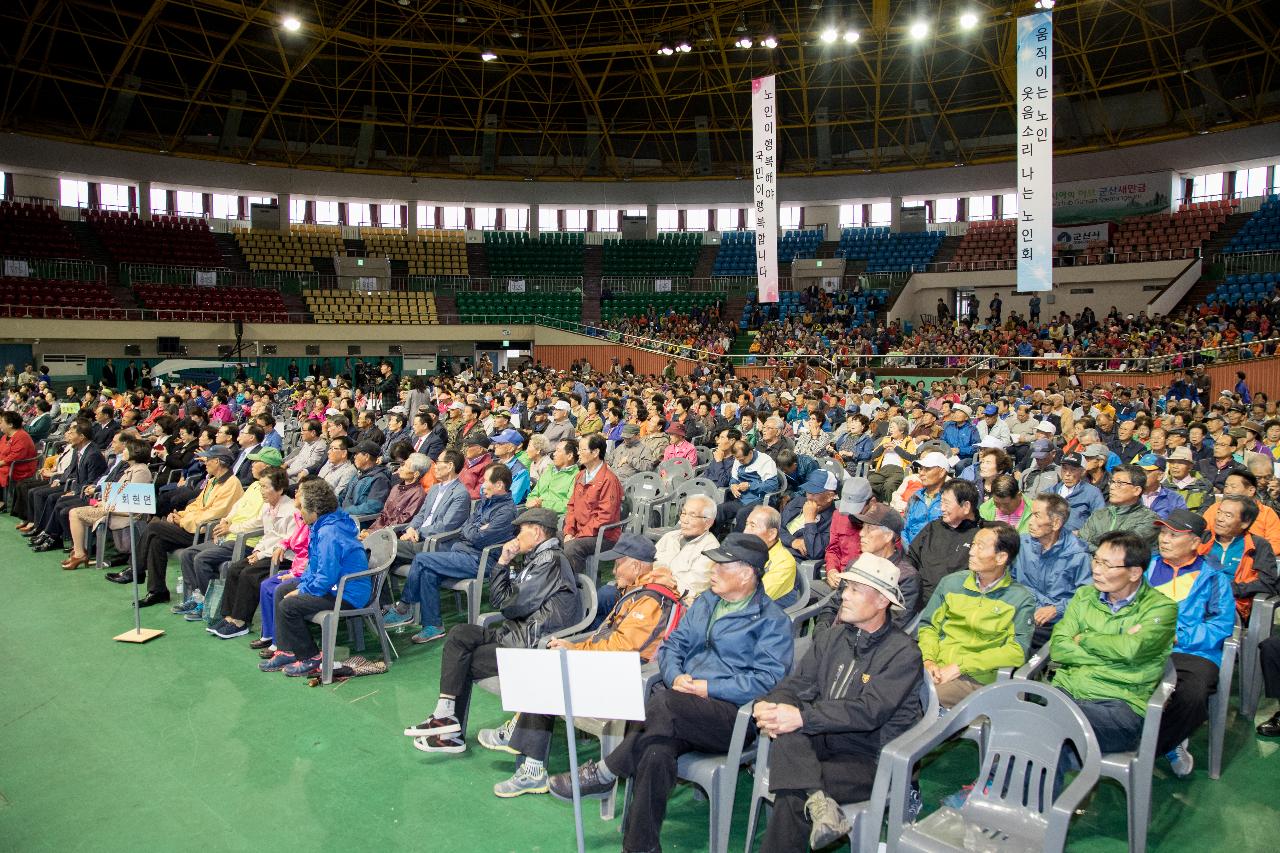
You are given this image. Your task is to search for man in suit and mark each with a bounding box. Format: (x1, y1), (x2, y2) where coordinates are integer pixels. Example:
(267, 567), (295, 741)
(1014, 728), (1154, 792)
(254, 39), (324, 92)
(90, 405), (120, 451)
(20, 421), (107, 543)
(230, 424), (265, 487)
(396, 449), (472, 565)
(30, 430), (131, 553)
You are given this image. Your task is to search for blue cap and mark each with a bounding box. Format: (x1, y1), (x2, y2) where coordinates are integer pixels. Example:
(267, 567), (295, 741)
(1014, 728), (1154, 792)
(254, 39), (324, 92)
(491, 428), (524, 446)
(983, 404), (998, 415)
(802, 469), (841, 494)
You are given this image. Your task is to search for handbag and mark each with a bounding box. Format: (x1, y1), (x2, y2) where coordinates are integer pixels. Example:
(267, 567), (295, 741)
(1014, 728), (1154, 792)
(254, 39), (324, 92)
(203, 578), (227, 626)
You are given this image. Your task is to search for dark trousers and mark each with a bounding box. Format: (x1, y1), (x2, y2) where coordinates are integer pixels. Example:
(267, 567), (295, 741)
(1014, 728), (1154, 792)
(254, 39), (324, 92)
(10, 476), (44, 520)
(510, 712), (558, 764)
(438, 622), (501, 730)
(1057, 698), (1144, 790)
(224, 556), (274, 623)
(760, 733), (879, 853)
(1158, 652), (1219, 755)
(45, 494), (87, 541)
(156, 484), (197, 518)
(274, 584), (335, 658)
(140, 520), (195, 595)
(714, 500), (754, 537)
(1260, 635), (1280, 699)
(563, 537), (596, 577)
(27, 484), (63, 524)
(179, 540), (235, 597)
(606, 686), (746, 853)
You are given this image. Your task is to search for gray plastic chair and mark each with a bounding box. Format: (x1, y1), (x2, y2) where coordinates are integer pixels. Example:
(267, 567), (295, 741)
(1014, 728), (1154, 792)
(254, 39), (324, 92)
(658, 457), (695, 485)
(743, 666), (939, 853)
(439, 541), (504, 625)
(305, 527), (398, 685)
(782, 568), (812, 618)
(1015, 649), (1176, 853)
(883, 679), (1102, 853)
(1207, 633), (1240, 780)
(645, 479), (724, 542)
(1241, 594), (1278, 717)
(816, 456), (845, 480)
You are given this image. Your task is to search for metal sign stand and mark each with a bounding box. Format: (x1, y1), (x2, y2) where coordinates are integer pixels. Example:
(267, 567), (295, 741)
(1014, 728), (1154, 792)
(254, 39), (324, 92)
(111, 483), (163, 643)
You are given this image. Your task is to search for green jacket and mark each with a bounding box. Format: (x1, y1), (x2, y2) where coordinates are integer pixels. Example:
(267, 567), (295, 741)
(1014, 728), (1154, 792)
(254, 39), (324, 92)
(1049, 582), (1177, 716)
(979, 498), (1032, 534)
(917, 571), (1036, 684)
(527, 464), (577, 514)
(1078, 501), (1159, 555)
(1162, 473), (1212, 511)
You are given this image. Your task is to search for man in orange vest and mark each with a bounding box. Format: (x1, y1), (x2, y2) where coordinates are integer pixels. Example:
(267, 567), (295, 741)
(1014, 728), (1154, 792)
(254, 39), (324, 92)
(1204, 494), (1280, 622)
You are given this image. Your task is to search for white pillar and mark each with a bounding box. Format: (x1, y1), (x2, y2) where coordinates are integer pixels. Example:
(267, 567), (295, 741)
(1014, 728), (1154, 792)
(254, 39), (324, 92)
(407, 200), (419, 238)
(276, 192), (291, 233)
(137, 180), (152, 220)
(646, 203), (658, 240)
(889, 195), (902, 233)
(530, 203), (541, 237)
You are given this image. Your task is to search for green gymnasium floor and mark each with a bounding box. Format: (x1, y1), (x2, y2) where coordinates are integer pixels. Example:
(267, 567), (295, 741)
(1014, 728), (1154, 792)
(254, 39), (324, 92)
(0, 524), (1276, 853)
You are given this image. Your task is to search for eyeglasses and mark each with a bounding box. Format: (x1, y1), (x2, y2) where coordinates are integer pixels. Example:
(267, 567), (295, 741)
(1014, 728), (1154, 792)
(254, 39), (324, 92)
(1091, 555), (1130, 570)
(1110, 479), (1140, 487)
(678, 511), (709, 520)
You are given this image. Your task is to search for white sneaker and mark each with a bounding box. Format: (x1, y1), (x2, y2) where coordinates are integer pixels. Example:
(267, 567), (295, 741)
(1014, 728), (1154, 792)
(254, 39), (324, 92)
(478, 716), (520, 754)
(1168, 740), (1194, 778)
(493, 762), (549, 798)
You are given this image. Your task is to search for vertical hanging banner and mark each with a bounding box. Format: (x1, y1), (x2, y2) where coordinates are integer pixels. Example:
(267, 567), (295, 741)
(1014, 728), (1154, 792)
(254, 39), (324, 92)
(1016, 11), (1053, 293)
(751, 75), (779, 303)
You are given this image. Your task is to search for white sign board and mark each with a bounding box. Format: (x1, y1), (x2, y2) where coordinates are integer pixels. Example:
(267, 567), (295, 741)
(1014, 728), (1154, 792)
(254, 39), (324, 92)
(1016, 11), (1053, 293)
(4, 259), (31, 278)
(751, 74), (779, 304)
(101, 482), (158, 515)
(497, 648), (646, 720)
(508, 279), (527, 293)
(655, 278), (672, 293)
(195, 270), (217, 287)
(1053, 223), (1112, 248)
(1052, 172), (1173, 225)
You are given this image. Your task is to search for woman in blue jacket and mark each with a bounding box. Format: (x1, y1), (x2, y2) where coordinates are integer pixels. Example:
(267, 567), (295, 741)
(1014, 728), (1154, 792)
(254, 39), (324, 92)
(261, 477), (370, 677)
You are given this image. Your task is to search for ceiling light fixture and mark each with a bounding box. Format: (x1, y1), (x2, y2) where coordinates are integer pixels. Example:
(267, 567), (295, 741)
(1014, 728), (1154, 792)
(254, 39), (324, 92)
(675, 39), (692, 53)
(735, 36), (753, 48)
(761, 34), (778, 49)
(908, 20), (929, 41)
(843, 28), (860, 44)
(480, 50), (498, 61)
(1034, 0), (1055, 8)
(281, 16), (301, 32)
(657, 43), (674, 56)
(959, 12), (979, 30)
(819, 26), (839, 44)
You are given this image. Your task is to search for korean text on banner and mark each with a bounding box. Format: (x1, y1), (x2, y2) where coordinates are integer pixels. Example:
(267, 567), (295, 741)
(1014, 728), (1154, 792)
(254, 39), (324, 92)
(4, 259), (31, 278)
(751, 75), (779, 304)
(1016, 11), (1053, 293)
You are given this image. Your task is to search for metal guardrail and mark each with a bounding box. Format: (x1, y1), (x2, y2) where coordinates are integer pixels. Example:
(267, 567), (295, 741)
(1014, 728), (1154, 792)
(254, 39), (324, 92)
(1, 256), (108, 282)
(923, 246), (1202, 274)
(1219, 251), (1280, 274)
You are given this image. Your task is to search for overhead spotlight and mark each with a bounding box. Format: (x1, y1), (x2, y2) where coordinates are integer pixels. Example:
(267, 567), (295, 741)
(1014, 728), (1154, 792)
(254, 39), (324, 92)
(843, 28), (860, 44)
(657, 44), (674, 56)
(281, 16), (301, 32)
(675, 39), (692, 53)
(959, 12), (979, 30)
(735, 36), (753, 48)
(1034, 0), (1055, 8)
(761, 35), (778, 49)
(908, 20), (929, 40)
(820, 26), (839, 44)
(480, 49), (498, 61)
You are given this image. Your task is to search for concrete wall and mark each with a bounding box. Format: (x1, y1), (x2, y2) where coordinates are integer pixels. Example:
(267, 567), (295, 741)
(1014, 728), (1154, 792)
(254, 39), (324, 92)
(889, 259), (1196, 325)
(802, 205), (841, 237)
(10, 173), (59, 201)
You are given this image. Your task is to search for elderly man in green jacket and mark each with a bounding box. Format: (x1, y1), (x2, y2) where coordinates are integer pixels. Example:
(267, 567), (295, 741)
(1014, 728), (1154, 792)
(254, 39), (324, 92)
(523, 438), (579, 514)
(1049, 529), (1177, 789)
(1077, 463), (1159, 556)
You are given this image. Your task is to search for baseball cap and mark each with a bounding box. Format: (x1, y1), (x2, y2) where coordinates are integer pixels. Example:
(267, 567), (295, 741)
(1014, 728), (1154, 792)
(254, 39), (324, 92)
(704, 532), (769, 574)
(1083, 443), (1110, 459)
(801, 469), (840, 494)
(352, 440), (381, 458)
(611, 533), (657, 563)
(1157, 509), (1207, 537)
(837, 477), (873, 515)
(835, 553), (906, 611)
(952, 404), (972, 418)
(977, 435), (1007, 450)
(983, 404), (998, 416)
(854, 503), (904, 535)
(666, 421), (687, 439)
(1036, 420), (1057, 435)
(491, 428), (523, 446)
(1059, 452), (1084, 468)
(493, 409), (511, 419)
(463, 432), (492, 448)
(247, 447), (284, 467)
(196, 445), (234, 464)
(1167, 446), (1194, 462)
(917, 451), (951, 470)
(553, 400), (572, 411)
(388, 405), (408, 415)
(621, 423), (641, 438)
(1030, 438), (1054, 459)
(1138, 453), (1165, 472)
(512, 507), (559, 532)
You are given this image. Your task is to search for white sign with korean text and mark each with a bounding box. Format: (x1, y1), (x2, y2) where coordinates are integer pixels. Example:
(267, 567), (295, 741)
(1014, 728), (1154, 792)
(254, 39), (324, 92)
(1016, 11), (1053, 293)
(507, 279), (526, 293)
(752, 75), (779, 304)
(195, 270), (217, 287)
(4, 259), (30, 278)
(654, 278), (672, 293)
(1053, 222), (1112, 248)
(101, 482), (158, 515)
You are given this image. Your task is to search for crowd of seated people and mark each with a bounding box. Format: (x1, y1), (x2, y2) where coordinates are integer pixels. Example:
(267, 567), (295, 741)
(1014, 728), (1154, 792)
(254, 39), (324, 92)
(593, 301), (738, 358)
(5, 349), (1280, 851)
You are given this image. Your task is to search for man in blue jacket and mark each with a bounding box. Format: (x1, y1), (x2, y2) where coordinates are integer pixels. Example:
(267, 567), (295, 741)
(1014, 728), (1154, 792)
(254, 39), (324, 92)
(549, 533), (793, 853)
(1011, 493), (1092, 647)
(941, 404), (980, 463)
(1052, 453), (1104, 534)
(338, 441), (394, 518)
(716, 439), (782, 534)
(385, 463), (517, 644)
(779, 468), (838, 562)
(1146, 509), (1236, 777)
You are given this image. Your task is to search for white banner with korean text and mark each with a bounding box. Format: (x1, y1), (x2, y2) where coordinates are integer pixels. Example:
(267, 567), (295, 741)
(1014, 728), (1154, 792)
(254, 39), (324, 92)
(1016, 11), (1053, 293)
(751, 75), (779, 303)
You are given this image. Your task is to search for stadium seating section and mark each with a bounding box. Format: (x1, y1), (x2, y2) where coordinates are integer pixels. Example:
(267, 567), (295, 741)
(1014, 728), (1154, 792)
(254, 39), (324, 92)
(1112, 201), (1234, 257)
(740, 287), (888, 330)
(133, 283), (288, 322)
(837, 227), (945, 272)
(602, 234), (700, 277)
(779, 229), (824, 264)
(235, 225), (345, 273)
(84, 210), (222, 267)
(0, 200), (83, 259)
(483, 232), (584, 277)
(601, 290), (723, 322)
(454, 290), (581, 323)
(1206, 271), (1280, 307)
(0, 276), (122, 319)
(1224, 195), (1280, 254)
(306, 289), (438, 324)
(712, 230), (758, 276)
(950, 219), (1016, 266)
(362, 228), (468, 276)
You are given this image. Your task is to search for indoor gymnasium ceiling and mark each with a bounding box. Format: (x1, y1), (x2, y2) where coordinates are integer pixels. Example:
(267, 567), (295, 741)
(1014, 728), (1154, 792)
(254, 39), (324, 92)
(0, 0), (1277, 180)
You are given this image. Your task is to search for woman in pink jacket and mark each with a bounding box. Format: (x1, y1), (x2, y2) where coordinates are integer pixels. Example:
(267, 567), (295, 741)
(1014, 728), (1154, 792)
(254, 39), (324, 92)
(660, 421), (699, 467)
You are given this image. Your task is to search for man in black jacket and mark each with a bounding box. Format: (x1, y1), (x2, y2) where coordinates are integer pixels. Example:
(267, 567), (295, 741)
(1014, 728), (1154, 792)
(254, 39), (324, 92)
(908, 478), (982, 602)
(754, 552), (925, 850)
(402, 507), (579, 754)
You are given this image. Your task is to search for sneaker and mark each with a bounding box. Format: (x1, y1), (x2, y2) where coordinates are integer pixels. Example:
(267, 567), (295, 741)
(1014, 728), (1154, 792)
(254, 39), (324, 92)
(284, 656), (323, 677)
(410, 625), (446, 644)
(259, 651), (297, 672)
(805, 791), (853, 849)
(205, 618), (228, 634)
(183, 604), (205, 622)
(171, 598), (199, 615)
(1168, 741), (1194, 778)
(494, 762), (549, 798)
(383, 607), (414, 627)
(478, 716), (520, 754)
(548, 760), (615, 801)
(404, 715), (461, 737)
(213, 620), (251, 640)
(412, 734), (466, 754)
